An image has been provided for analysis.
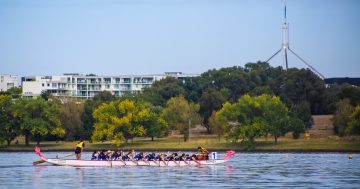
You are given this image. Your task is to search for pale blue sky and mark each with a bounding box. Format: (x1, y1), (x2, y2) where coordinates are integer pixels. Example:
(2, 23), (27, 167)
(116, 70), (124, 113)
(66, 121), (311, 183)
(0, 0), (359, 77)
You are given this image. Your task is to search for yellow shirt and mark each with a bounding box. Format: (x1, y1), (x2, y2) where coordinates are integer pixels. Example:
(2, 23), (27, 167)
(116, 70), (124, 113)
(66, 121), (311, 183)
(76, 142), (84, 149)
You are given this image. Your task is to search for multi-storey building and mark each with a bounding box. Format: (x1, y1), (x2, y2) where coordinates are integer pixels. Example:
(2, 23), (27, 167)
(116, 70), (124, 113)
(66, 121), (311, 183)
(0, 74), (19, 92)
(22, 72), (199, 98)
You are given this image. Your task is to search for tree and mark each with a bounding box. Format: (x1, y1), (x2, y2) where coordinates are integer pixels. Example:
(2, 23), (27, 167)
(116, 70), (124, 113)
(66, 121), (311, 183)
(339, 85), (360, 106)
(141, 77), (185, 106)
(201, 66), (249, 103)
(217, 94), (304, 148)
(180, 77), (203, 102)
(333, 99), (354, 136)
(81, 91), (115, 139)
(208, 111), (224, 141)
(59, 98), (84, 140)
(0, 87), (22, 99)
(259, 95), (290, 143)
(217, 95), (268, 147)
(288, 116), (305, 139)
(40, 91), (52, 101)
(144, 113), (169, 141)
(346, 106), (360, 135)
(0, 95), (20, 146)
(281, 68), (326, 114)
(92, 99), (153, 145)
(161, 96), (201, 142)
(198, 88), (227, 133)
(13, 98), (64, 145)
(290, 101), (312, 129)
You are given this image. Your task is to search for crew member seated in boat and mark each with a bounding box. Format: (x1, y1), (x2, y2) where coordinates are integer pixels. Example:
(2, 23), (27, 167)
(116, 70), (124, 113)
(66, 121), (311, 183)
(110, 151), (117, 160)
(123, 150), (135, 161)
(111, 150), (122, 160)
(145, 153), (156, 161)
(191, 154), (197, 161)
(160, 153), (167, 161)
(185, 154), (192, 161)
(197, 146), (209, 160)
(180, 154), (187, 161)
(106, 150), (114, 160)
(173, 153), (180, 161)
(166, 153), (179, 161)
(98, 150), (107, 160)
(91, 150), (100, 160)
(134, 152), (144, 161)
(75, 140), (85, 160)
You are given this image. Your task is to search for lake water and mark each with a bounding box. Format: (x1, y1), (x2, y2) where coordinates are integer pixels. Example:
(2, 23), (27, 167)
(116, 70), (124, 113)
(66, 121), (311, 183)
(0, 151), (359, 188)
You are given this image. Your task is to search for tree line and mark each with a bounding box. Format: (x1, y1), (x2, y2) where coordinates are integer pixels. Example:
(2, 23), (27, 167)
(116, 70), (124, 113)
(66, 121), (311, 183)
(1, 62), (359, 147)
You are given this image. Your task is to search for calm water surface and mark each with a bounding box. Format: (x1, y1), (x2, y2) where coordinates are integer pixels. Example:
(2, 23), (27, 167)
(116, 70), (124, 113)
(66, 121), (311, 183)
(0, 152), (359, 188)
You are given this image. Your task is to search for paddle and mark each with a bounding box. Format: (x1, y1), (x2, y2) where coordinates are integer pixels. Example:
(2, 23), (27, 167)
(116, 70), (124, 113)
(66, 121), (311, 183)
(33, 153), (75, 165)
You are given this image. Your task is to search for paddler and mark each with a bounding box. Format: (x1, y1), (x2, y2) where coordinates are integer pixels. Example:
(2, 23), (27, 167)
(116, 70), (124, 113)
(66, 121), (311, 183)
(197, 146), (209, 160)
(75, 140), (85, 160)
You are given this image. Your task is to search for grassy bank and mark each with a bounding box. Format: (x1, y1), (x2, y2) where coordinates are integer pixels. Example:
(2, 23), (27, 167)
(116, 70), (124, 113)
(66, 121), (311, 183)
(1, 135), (360, 152)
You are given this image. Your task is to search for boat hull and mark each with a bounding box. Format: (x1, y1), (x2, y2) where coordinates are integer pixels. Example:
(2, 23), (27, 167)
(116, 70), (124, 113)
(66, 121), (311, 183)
(45, 159), (227, 167)
(34, 147), (235, 167)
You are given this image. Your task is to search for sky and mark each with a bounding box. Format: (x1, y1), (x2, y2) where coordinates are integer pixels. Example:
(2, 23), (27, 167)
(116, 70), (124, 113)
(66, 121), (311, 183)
(0, 0), (359, 78)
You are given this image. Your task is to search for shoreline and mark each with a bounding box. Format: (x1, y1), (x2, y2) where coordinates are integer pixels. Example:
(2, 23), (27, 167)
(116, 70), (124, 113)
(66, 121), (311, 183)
(2, 136), (360, 153)
(1, 148), (360, 153)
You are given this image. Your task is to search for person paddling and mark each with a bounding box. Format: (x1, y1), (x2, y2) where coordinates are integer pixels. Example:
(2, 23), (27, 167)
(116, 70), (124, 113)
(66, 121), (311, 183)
(75, 140), (85, 160)
(197, 146), (209, 160)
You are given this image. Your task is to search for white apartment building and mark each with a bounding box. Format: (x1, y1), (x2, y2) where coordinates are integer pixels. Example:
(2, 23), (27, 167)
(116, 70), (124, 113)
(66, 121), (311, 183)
(22, 72), (199, 98)
(0, 75), (19, 92)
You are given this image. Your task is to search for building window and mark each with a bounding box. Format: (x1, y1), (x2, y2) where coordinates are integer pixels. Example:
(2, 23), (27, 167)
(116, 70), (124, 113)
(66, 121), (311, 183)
(42, 83), (44, 87)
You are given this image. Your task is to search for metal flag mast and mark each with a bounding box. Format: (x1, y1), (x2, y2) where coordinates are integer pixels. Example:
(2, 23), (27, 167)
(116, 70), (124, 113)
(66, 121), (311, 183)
(266, 0), (325, 79)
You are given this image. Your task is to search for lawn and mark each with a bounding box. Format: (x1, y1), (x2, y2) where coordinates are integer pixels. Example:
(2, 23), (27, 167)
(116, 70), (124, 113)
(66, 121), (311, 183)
(1, 135), (360, 152)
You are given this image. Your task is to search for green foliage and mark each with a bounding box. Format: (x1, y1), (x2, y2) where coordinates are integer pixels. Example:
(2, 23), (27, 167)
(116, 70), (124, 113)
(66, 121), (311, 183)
(141, 77), (185, 106)
(81, 91), (115, 139)
(346, 106), (360, 135)
(290, 101), (312, 129)
(59, 98), (84, 140)
(288, 116), (305, 139)
(260, 95), (289, 143)
(161, 96), (201, 142)
(217, 94), (304, 149)
(281, 68), (326, 114)
(208, 111), (224, 141)
(181, 77), (203, 102)
(144, 113), (169, 141)
(51, 127), (66, 138)
(40, 91), (52, 101)
(0, 95), (20, 146)
(201, 66), (249, 103)
(12, 98), (63, 145)
(339, 85), (360, 106)
(333, 99), (354, 136)
(92, 99), (164, 146)
(0, 87), (22, 99)
(199, 88), (227, 133)
(195, 62), (330, 118)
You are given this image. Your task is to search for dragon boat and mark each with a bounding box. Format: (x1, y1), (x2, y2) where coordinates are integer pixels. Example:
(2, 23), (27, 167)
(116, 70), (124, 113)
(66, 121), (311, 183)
(34, 147), (235, 167)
